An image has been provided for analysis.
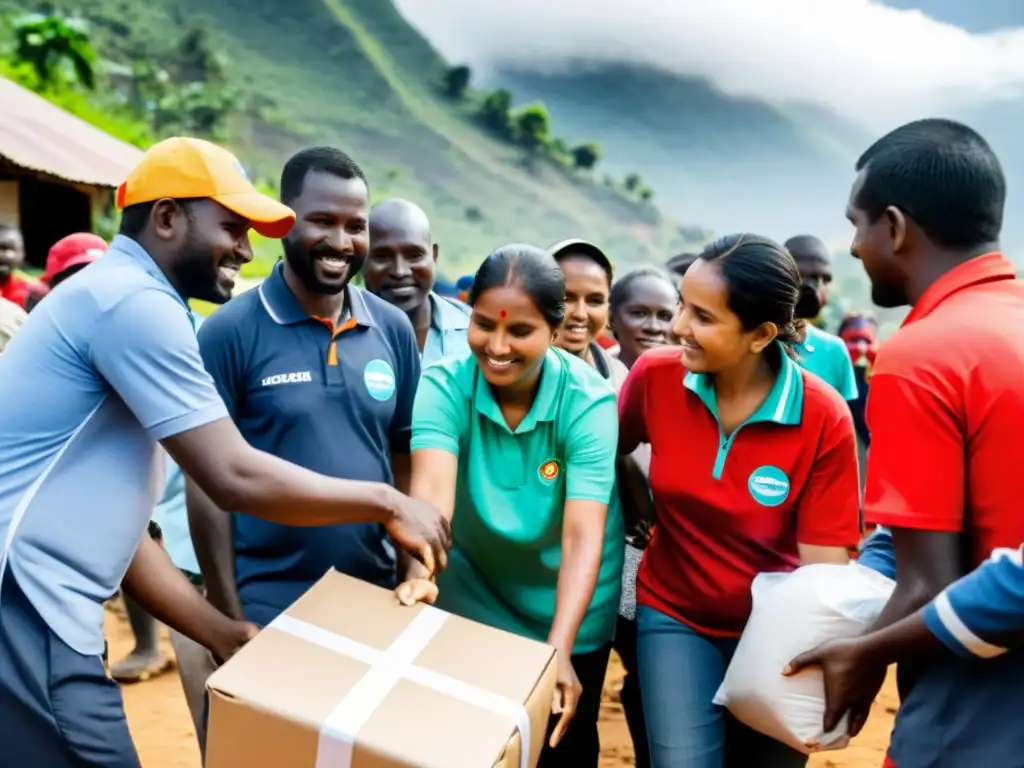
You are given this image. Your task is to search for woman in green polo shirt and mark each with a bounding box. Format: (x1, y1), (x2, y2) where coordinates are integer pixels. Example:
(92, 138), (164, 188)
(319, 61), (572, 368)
(397, 244), (623, 768)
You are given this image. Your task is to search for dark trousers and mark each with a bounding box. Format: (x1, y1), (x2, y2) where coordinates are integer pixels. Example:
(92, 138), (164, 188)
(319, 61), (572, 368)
(538, 641), (613, 768)
(615, 616), (651, 768)
(0, 569), (140, 767)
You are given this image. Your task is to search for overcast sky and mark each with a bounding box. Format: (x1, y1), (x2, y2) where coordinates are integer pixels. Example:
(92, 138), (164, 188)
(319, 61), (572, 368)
(394, 0), (1024, 128)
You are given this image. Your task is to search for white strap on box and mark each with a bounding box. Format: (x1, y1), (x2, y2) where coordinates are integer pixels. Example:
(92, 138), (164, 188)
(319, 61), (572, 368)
(269, 607), (533, 768)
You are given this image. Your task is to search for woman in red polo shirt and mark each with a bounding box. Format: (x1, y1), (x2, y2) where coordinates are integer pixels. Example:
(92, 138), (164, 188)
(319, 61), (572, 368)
(618, 234), (860, 768)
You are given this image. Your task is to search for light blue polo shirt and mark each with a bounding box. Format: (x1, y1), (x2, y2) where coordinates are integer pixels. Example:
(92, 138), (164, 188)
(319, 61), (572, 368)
(793, 324), (858, 401)
(0, 235), (227, 655)
(422, 292), (470, 368)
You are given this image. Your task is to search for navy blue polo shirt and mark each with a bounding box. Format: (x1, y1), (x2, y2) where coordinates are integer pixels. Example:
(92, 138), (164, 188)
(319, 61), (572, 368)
(197, 263), (420, 625)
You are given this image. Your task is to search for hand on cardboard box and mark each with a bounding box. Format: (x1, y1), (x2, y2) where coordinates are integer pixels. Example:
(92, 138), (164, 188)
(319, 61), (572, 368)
(395, 578), (439, 606)
(385, 496), (452, 577)
(548, 649), (582, 748)
(210, 620), (260, 666)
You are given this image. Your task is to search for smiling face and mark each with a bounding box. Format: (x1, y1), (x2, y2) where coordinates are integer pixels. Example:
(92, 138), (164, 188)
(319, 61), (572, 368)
(364, 216), (435, 314)
(468, 283), (554, 390)
(283, 169), (369, 295)
(673, 258), (774, 374)
(167, 199), (254, 304)
(847, 170), (909, 309)
(611, 274), (678, 367)
(556, 255), (610, 356)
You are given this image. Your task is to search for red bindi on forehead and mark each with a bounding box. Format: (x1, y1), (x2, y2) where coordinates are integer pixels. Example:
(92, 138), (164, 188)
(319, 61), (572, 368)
(500, 310), (507, 318)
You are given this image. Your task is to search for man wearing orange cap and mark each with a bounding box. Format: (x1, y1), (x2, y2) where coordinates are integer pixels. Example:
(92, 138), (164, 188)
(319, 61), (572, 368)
(0, 137), (451, 766)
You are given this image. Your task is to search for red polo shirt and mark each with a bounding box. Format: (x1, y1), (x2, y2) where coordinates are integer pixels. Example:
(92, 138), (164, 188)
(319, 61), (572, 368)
(619, 345), (861, 637)
(0, 273), (42, 309)
(864, 253), (1024, 567)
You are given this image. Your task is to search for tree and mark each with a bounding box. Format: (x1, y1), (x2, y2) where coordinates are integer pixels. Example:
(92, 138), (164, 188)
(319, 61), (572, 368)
(443, 64), (471, 99)
(477, 88), (513, 138)
(513, 103), (551, 150)
(571, 142), (601, 171)
(639, 186), (654, 202)
(175, 25), (228, 84)
(624, 173), (642, 193)
(13, 13), (97, 90)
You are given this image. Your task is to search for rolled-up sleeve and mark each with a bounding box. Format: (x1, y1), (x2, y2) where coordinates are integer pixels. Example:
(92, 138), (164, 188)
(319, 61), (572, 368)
(410, 364), (465, 457)
(91, 291), (228, 441)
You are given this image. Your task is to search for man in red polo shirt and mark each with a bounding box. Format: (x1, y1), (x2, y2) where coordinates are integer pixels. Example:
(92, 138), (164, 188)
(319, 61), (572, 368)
(792, 118), (1024, 767)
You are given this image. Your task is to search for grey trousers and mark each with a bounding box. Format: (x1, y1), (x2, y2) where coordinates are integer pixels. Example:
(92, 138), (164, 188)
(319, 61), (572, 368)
(169, 627), (217, 764)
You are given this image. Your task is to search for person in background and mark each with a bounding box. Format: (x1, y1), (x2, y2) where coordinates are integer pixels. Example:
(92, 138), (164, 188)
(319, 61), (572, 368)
(783, 235), (858, 402)
(619, 234), (861, 768)
(397, 244), (623, 767)
(0, 224), (46, 309)
(605, 266), (680, 768)
(837, 311), (877, 448)
(608, 267), (679, 370)
(797, 118), (1024, 768)
(548, 240), (646, 765)
(433, 274), (461, 299)
(665, 251), (698, 281)
(455, 274), (473, 303)
(0, 297), (26, 354)
(364, 198), (470, 365)
(548, 239), (629, 387)
(188, 146), (424, 639)
(44, 232), (107, 287)
(0, 136), (449, 767)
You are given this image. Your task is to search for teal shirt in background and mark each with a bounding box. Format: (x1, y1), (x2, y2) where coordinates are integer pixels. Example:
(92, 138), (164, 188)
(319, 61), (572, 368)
(793, 324), (858, 401)
(411, 347), (624, 653)
(422, 292), (471, 368)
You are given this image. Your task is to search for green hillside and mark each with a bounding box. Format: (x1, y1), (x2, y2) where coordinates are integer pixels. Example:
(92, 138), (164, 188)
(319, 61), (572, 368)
(1, 0), (706, 275)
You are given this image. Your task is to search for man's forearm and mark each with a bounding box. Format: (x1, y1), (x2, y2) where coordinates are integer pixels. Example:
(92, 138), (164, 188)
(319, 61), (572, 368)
(164, 424), (400, 528)
(123, 536), (242, 655)
(186, 479), (243, 620)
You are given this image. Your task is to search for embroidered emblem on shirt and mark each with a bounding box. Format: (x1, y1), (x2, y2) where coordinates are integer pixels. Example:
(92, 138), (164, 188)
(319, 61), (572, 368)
(539, 459), (561, 482)
(748, 465), (790, 507)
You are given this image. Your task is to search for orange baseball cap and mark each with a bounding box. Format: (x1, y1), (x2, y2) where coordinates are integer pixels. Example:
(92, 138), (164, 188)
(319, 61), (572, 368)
(116, 137), (295, 238)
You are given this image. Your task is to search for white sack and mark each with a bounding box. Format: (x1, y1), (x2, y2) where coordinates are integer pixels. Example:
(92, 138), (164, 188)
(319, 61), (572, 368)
(713, 563), (895, 754)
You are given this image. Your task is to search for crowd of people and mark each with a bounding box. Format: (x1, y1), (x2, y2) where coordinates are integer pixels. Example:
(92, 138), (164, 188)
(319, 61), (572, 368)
(0, 116), (1021, 768)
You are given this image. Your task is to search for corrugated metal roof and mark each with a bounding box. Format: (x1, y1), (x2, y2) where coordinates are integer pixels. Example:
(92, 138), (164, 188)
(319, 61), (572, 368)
(0, 75), (143, 188)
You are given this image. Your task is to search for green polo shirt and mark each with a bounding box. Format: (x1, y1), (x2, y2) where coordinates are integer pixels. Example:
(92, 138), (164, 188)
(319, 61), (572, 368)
(411, 347), (623, 653)
(793, 324), (858, 401)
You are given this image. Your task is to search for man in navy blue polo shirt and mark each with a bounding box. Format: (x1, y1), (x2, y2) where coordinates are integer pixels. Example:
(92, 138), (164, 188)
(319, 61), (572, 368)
(189, 147), (424, 630)
(364, 198), (470, 366)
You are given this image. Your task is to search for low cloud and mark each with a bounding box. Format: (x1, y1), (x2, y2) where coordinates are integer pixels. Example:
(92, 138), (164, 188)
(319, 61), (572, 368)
(395, 0), (1024, 128)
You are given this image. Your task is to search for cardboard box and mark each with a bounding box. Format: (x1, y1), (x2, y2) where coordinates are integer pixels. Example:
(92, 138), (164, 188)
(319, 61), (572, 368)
(206, 569), (558, 768)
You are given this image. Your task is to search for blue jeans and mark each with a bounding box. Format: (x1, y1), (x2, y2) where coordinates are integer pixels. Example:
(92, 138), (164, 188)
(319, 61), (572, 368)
(637, 605), (808, 768)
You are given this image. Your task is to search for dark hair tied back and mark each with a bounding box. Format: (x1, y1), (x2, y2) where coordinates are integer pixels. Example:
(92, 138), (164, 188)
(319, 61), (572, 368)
(469, 243), (565, 329)
(697, 233), (804, 358)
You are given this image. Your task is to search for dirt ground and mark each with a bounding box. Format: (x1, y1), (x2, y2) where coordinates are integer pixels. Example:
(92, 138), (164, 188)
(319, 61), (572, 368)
(106, 610), (898, 768)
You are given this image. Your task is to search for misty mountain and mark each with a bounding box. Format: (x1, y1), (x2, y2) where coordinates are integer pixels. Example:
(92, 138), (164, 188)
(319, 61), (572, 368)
(486, 64), (871, 245)
(485, 62), (1024, 255)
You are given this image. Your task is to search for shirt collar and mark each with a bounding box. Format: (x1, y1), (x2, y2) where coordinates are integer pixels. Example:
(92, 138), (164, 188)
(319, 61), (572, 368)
(109, 235), (195, 327)
(257, 262), (375, 327)
(429, 292), (471, 333)
(683, 343), (803, 427)
(902, 252), (1015, 327)
(472, 347), (564, 434)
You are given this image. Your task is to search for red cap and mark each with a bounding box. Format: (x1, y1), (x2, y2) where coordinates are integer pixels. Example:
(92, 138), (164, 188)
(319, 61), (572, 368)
(45, 233), (108, 283)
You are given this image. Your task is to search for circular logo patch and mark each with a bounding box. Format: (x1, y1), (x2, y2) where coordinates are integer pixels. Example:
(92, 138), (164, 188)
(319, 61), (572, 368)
(363, 359), (396, 402)
(748, 465), (790, 507)
(539, 459), (561, 482)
